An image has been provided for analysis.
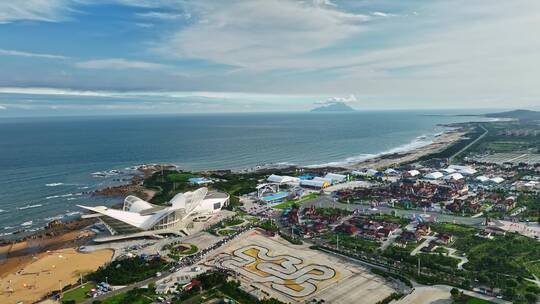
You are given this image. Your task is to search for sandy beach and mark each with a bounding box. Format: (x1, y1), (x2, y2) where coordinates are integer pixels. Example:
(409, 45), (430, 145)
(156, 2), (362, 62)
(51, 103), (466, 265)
(347, 130), (467, 170)
(0, 247), (112, 304)
(0, 229), (112, 304)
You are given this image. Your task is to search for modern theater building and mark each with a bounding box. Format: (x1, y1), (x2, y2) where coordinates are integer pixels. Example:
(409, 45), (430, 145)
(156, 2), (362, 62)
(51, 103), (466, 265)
(79, 187), (229, 241)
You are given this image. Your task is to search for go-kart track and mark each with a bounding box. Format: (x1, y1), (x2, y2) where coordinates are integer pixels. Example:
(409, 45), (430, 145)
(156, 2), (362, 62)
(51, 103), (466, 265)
(207, 230), (396, 303)
(217, 245), (336, 297)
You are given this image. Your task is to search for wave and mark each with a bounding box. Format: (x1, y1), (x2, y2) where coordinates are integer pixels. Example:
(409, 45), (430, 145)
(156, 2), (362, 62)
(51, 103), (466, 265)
(17, 204), (43, 210)
(45, 192), (84, 200)
(20, 221), (33, 227)
(92, 169), (121, 177)
(307, 133), (437, 168)
(45, 215), (65, 221)
(3, 226), (15, 230)
(0, 209), (6, 213)
(65, 211), (81, 217)
(45, 182), (64, 187)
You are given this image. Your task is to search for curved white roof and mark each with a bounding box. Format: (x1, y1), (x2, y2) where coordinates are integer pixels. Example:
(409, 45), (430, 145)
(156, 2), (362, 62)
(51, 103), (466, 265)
(267, 174), (299, 184)
(445, 173), (464, 180)
(124, 195), (154, 213)
(476, 176), (490, 183)
(170, 187), (208, 215)
(78, 187), (225, 231)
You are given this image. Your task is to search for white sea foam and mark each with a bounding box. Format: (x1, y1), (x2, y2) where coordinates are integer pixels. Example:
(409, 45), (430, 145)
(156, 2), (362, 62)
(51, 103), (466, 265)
(17, 204), (43, 210)
(45, 193), (79, 199)
(45, 215), (65, 221)
(65, 211), (81, 217)
(307, 133), (436, 168)
(20, 221), (33, 227)
(45, 183), (64, 187)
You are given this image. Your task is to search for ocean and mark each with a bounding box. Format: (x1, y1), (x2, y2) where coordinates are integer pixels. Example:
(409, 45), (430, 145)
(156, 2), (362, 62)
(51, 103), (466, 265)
(0, 110), (492, 236)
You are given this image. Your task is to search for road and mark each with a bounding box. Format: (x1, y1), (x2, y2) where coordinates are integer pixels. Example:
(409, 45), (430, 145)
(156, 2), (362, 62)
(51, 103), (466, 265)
(303, 196), (485, 227)
(449, 123), (488, 163)
(82, 226), (256, 303)
(82, 272), (169, 304)
(410, 236), (437, 256)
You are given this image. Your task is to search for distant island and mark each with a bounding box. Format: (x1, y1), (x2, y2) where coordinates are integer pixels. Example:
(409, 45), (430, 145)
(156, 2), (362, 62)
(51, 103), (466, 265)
(310, 102), (355, 112)
(484, 109), (540, 121)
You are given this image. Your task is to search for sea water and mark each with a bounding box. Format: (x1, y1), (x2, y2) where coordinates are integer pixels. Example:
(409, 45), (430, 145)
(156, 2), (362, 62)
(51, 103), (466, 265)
(0, 110), (492, 235)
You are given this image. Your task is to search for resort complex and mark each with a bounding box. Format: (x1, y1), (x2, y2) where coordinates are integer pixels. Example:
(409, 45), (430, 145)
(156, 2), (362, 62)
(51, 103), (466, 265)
(2, 115), (540, 304)
(78, 187), (229, 241)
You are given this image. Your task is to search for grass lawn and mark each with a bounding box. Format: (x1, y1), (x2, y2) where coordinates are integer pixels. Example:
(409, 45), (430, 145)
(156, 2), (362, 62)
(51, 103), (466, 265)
(223, 217), (245, 227)
(273, 193), (319, 209)
(453, 295), (495, 304)
(218, 229), (236, 236)
(61, 282), (96, 303)
(434, 246), (450, 254)
(526, 261), (540, 278)
(430, 223), (477, 238)
(170, 243), (198, 255)
(101, 288), (155, 304)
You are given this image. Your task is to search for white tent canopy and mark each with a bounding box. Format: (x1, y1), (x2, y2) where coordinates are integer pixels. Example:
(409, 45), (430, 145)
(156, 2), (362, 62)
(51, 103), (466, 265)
(425, 172), (444, 180)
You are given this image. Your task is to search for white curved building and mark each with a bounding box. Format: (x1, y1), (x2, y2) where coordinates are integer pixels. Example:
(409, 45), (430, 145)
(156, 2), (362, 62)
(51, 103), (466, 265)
(79, 187), (229, 241)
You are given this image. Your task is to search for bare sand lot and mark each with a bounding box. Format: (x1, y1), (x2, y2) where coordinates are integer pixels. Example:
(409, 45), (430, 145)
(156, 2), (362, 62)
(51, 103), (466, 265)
(0, 247), (112, 304)
(396, 285), (452, 304)
(208, 230), (396, 303)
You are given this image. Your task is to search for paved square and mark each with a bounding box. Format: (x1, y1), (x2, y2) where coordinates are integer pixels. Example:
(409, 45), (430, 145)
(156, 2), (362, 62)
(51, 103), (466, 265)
(209, 230), (396, 303)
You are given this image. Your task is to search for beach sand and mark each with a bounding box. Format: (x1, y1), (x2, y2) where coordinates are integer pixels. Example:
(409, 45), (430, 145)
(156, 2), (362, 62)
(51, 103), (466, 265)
(0, 247), (112, 304)
(347, 130), (467, 170)
(0, 229), (110, 304)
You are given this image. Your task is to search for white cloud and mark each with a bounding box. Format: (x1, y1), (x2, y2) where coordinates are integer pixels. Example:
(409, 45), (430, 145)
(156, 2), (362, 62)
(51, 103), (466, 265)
(327, 94), (357, 103)
(75, 58), (167, 70)
(316, 94), (357, 105)
(0, 87), (319, 100)
(372, 11), (395, 17)
(0, 48), (69, 59)
(136, 11), (183, 20)
(313, 0), (337, 7)
(0, 1), (73, 23)
(157, 0), (370, 70)
(135, 22), (154, 28)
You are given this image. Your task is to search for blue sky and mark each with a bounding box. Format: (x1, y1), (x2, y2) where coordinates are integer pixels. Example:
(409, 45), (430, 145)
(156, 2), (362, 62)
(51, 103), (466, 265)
(0, 0), (539, 116)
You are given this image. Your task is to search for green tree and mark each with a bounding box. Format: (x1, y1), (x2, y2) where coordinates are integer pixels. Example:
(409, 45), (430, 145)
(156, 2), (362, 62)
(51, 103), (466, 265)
(525, 293), (538, 304)
(503, 287), (516, 299)
(505, 278), (518, 288)
(450, 287), (461, 299)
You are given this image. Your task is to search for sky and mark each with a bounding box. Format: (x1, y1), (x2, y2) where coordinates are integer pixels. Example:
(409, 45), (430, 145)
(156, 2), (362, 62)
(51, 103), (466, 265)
(0, 0), (539, 116)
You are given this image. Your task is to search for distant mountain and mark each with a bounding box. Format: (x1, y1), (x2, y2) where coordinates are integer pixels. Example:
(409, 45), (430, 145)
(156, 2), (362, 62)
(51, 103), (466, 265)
(484, 109), (540, 121)
(311, 102), (355, 112)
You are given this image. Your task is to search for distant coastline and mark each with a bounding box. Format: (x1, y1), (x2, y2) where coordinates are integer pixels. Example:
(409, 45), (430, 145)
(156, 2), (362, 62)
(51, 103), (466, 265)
(0, 111), (494, 237)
